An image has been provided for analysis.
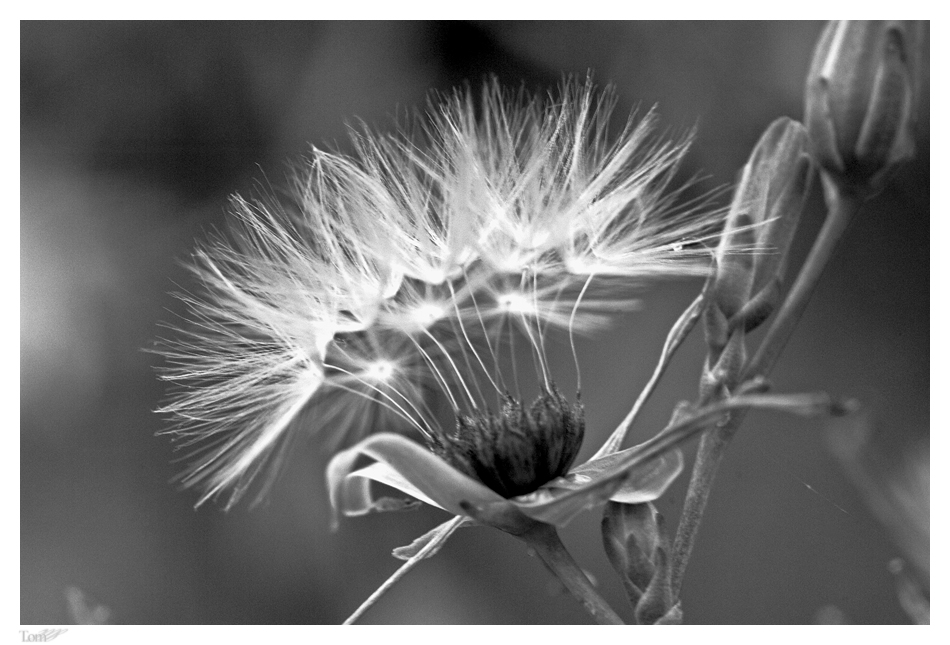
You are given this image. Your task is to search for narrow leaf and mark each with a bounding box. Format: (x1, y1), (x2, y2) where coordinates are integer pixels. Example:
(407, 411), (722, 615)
(513, 391), (831, 528)
(595, 282), (710, 459)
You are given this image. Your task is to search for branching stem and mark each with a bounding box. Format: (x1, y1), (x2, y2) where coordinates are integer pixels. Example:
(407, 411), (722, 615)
(670, 175), (862, 596)
(746, 178), (862, 379)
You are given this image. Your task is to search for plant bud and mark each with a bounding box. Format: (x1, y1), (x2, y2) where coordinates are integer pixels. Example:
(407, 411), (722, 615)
(601, 501), (661, 605)
(432, 385), (585, 498)
(804, 20), (925, 193)
(714, 118), (812, 320)
(601, 501), (680, 624)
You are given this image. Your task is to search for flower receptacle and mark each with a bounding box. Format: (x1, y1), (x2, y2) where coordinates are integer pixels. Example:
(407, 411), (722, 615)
(432, 385), (585, 499)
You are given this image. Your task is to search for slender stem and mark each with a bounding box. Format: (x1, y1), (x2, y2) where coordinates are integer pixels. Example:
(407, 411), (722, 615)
(670, 426), (730, 594)
(343, 515), (466, 625)
(670, 174), (862, 596)
(746, 178), (861, 379)
(522, 523), (625, 625)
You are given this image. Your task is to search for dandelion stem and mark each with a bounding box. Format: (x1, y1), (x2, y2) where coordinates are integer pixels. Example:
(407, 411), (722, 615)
(522, 523), (625, 625)
(670, 174), (862, 596)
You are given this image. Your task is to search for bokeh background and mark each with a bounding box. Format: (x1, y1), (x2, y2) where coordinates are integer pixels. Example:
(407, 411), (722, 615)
(21, 21), (929, 624)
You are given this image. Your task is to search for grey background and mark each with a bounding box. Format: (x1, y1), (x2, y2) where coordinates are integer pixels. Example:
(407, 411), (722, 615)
(21, 21), (928, 624)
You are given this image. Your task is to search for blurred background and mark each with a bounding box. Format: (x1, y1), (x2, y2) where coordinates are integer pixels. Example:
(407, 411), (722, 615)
(21, 21), (929, 624)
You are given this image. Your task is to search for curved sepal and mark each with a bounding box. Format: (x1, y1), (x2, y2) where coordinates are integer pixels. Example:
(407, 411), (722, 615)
(511, 448), (683, 526)
(574, 446), (684, 504)
(326, 432), (512, 529)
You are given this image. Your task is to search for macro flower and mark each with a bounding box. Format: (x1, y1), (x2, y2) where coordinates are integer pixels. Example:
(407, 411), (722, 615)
(158, 78), (728, 512)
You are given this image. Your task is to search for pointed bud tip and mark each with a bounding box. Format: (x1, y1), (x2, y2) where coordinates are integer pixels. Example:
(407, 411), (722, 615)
(805, 20), (926, 193)
(714, 117), (812, 321)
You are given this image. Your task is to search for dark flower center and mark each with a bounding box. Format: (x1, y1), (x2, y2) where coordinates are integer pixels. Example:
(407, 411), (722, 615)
(430, 384), (585, 498)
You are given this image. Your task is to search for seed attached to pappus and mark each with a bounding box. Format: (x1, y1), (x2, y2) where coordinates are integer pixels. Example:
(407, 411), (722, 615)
(431, 384), (585, 498)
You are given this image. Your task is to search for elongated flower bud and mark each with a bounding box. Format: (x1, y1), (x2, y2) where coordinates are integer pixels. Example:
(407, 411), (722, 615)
(702, 119), (812, 396)
(804, 20), (925, 194)
(601, 501), (680, 624)
(714, 118), (812, 322)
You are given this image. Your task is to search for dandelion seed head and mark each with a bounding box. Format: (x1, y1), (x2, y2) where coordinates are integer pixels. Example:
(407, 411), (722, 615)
(158, 77), (729, 507)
